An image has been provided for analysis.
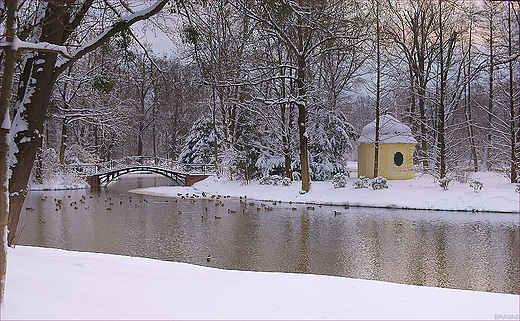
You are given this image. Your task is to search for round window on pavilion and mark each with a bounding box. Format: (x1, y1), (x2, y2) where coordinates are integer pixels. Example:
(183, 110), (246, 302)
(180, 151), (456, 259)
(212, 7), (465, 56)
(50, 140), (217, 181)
(394, 152), (404, 166)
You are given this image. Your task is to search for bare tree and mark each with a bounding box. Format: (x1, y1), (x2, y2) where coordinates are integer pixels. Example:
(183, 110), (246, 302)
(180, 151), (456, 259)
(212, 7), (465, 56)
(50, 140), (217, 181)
(387, 1), (438, 169)
(241, 0), (362, 192)
(4, 0), (167, 246)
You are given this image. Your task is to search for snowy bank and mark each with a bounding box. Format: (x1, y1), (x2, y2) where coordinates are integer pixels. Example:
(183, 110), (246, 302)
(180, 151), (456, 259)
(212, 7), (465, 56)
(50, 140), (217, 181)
(1, 246), (518, 320)
(134, 172), (519, 213)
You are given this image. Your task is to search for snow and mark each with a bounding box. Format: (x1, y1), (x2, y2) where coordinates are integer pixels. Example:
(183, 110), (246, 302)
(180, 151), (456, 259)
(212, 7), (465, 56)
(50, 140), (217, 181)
(0, 36), (72, 57)
(2, 246), (518, 320)
(358, 114), (417, 144)
(1, 107), (10, 130)
(136, 171), (519, 213)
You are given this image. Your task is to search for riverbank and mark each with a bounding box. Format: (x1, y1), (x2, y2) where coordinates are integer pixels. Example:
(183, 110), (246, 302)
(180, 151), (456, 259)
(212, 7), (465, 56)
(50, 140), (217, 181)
(134, 171), (519, 213)
(1, 246), (518, 320)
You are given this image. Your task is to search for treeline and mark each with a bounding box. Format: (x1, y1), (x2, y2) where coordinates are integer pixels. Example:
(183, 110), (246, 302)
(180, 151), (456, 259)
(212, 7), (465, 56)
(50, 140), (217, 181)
(37, 1), (519, 185)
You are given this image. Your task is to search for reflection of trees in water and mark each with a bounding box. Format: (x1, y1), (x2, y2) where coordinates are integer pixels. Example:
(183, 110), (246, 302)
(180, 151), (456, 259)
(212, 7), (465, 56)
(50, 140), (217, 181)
(505, 226), (519, 294)
(297, 212), (310, 273)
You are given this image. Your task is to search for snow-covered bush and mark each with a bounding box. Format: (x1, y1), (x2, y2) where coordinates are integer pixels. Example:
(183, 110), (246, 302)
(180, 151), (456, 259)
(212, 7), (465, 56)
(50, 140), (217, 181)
(371, 176), (388, 190)
(29, 148), (87, 190)
(256, 154), (286, 178)
(438, 176), (453, 191)
(516, 178), (520, 193)
(469, 178), (483, 193)
(64, 144), (96, 164)
(259, 175), (287, 186)
(282, 177), (292, 186)
(353, 175), (369, 189)
(292, 171), (301, 181)
(332, 173), (348, 189)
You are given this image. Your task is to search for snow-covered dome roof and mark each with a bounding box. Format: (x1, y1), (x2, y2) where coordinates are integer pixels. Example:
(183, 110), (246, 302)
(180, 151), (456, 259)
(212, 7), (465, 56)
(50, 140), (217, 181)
(358, 115), (417, 144)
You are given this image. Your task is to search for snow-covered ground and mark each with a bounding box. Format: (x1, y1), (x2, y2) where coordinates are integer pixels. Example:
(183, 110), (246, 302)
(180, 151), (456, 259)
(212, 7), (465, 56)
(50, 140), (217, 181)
(2, 246), (518, 320)
(135, 171), (519, 213)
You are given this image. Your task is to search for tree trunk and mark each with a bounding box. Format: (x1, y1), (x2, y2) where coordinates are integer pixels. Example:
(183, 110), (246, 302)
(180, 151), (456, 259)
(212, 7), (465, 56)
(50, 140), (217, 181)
(465, 18), (479, 172)
(0, 0), (17, 303)
(59, 120), (67, 164)
(297, 54), (310, 192)
(8, 2), (70, 245)
(438, 0), (446, 179)
(508, 1), (517, 183)
(485, 11), (494, 171)
(374, 0), (381, 178)
(281, 66), (292, 179)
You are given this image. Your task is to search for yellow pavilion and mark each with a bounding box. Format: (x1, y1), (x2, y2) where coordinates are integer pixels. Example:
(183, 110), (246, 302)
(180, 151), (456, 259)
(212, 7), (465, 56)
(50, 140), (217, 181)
(357, 115), (416, 180)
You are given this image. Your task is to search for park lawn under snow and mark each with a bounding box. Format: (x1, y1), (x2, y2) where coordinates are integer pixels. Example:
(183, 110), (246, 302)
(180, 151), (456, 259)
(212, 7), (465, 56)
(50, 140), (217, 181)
(136, 171), (519, 213)
(2, 246), (519, 320)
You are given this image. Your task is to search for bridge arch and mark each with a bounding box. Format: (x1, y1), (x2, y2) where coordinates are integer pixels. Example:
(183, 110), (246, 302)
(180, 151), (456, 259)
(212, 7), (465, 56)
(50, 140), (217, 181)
(103, 167), (186, 187)
(85, 166), (208, 188)
(67, 156), (212, 188)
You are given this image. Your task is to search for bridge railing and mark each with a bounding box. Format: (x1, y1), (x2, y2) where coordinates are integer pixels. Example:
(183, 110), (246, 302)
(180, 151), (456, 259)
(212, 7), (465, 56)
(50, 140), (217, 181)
(64, 156), (215, 175)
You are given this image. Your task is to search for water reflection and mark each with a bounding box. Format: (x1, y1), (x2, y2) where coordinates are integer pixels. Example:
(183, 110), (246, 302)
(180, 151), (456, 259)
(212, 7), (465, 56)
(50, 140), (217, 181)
(17, 174), (519, 294)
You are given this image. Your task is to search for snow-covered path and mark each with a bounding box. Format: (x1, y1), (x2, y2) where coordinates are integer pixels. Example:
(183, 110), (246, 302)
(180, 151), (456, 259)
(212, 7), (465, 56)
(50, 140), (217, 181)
(2, 246), (518, 320)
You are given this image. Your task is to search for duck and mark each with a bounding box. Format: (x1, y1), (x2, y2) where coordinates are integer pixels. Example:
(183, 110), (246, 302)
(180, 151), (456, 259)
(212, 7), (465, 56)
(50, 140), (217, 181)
(334, 210), (341, 216)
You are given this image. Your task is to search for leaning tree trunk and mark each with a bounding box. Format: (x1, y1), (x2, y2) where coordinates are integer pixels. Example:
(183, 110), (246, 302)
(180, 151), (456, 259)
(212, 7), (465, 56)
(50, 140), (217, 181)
(8, 1), (69, 246)
(1, 0), (17, 302)
(7, 0), (168, 246)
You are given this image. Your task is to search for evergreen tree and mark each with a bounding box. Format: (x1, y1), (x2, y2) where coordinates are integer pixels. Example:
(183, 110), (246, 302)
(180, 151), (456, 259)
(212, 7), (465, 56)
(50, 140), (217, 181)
(178, 117), (218, 164)
(308, 111), (359, 180)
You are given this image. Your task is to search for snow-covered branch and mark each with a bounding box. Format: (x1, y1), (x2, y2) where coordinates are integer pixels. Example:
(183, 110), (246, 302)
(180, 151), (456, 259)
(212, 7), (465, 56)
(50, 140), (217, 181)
(54, 0), (168, 74)
(0, 36), (73, 58)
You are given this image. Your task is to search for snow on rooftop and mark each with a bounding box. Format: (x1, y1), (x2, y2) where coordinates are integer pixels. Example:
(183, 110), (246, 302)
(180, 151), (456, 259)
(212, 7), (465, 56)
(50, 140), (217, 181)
(358, 115), (417, 144)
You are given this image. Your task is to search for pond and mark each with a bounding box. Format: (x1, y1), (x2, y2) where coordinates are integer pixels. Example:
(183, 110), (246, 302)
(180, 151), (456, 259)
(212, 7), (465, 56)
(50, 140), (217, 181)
(17, 174), (519, 295)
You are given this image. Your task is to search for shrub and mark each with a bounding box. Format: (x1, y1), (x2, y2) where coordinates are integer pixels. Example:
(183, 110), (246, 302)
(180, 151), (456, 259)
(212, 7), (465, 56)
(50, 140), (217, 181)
(371, 176), (388, 190)
(353, 175), (369, 189)
(260, 175), (291, 186)
(439, 176), (453, 191)
(469, 178), (483, 193)
(332, 173), (348, 189)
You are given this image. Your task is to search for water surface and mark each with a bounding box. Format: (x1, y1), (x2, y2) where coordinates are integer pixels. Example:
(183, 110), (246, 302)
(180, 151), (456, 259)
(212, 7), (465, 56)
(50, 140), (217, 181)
(18, 174), (519, 294)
